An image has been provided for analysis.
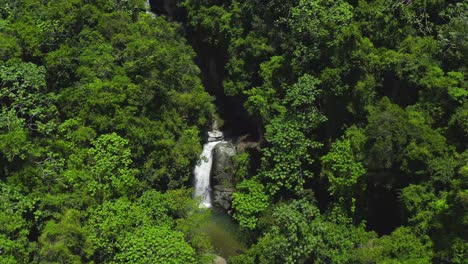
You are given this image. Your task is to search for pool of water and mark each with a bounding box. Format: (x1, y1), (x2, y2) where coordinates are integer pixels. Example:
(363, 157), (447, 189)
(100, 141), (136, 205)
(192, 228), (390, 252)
(199, 210), (247, 259)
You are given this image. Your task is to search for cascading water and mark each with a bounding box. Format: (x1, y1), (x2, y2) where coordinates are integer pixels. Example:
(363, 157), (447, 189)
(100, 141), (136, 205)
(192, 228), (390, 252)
(194, 129), (224, 208)
(145, 0), (156, 17)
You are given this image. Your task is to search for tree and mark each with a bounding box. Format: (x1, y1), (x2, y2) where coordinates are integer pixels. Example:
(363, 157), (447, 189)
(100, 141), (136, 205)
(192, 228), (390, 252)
(85, 198), (153, 262)
(321, 138), (366, 214)
(0, 108), (31, 163)
(289, 0), (353, 72)
(354, 227), (433, 263)
(87, 133), (138, 201)
(85, 190), (206, 263)
(114, 226), (196, 264)
(38, 209), (92, 264)
(259, 75), (326, 195)
(0, 183), (35, 263)
(0, 59), (57, 133)
(0, 20), (21, 60)
(232, 199), (374, 264)
(232, 179), (269, 230)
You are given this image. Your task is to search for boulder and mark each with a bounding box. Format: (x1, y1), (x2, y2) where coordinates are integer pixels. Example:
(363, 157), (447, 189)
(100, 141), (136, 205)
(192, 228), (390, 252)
(212, 185), (234, 211)
(213, 255), (227, 264)
(211, 142), (236, 186)
(211, 142), (236, 211)
(208, 130), (224, 142)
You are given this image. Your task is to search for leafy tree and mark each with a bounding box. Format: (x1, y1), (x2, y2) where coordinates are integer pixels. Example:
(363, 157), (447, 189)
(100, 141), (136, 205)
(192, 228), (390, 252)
(259, 74), (326, 195)
(87, 133), (138, 201)
(38, 209), (92, 264)
(289, 0), (353, 72)
(114, 226), (196, 264)
(321, 138), (366, 214)
(85, 190), (208, 263)
(232, 199), (374, 264)
(0, 20), (21, 60)
(0, 59), (57, 133)
(354, 227), (433, 263)
(0, 183), (35, 263)
(232, 179), (269, 230)
(0, 109), (31, 163)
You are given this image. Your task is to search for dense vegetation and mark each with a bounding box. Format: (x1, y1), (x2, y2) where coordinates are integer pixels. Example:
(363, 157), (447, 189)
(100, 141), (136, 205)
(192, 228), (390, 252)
(0, 1), (215, 263)
(0, 0), (466, 263)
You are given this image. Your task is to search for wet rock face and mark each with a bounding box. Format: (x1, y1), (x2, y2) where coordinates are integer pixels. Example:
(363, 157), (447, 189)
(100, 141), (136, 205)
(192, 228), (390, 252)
(211, 142), (236, 211)
(213, 255), (227, 264)
(212, 185), (234, 212)
(208, 130), (224, 142)
(211, 142), (236, 186)
(148, 0), (179, 19)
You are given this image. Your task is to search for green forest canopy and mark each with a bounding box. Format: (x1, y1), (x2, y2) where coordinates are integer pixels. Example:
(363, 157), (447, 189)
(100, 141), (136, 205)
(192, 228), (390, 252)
(0, 0), (466, 263)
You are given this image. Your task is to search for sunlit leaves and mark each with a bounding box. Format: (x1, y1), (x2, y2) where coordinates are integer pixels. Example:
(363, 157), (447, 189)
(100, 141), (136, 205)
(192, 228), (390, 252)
(39, 209), (92, 263)
(259, 75), (326, 195)
(321, 139), (366, 198)
(114, 226), (196, 264)
(0, 60), (58, 133)
(0, 183), (35, 262)
(87, 133), (138, 201)
(0, 109), (31, 162)
(355, 227), (433, 263)
(232, 179), (269, 230)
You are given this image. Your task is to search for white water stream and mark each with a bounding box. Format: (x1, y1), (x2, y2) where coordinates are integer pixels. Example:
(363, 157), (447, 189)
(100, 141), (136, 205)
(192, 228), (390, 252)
(194, 130), (224, 208)
(145, 0), (156, 17)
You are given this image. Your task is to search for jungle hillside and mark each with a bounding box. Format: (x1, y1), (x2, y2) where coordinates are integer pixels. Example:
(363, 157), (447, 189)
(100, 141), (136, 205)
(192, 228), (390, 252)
(0, 0), (467, 263)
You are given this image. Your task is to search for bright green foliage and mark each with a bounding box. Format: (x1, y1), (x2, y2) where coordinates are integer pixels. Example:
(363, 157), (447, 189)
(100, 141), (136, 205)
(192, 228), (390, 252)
(260, 118), (322, 194)
(231, 200), (321, 264)
(400, 184), (444, 233)
(244, 56), (285, 122)
(264, 200), (321, 263)
(49, 10), (214, 189)
(87, 133), (138, 201)
(0, 20), (21, 60)
(232, 200), (374, 264)
(0, 2), (216, 262)
(85, 189), (205, 263)
(321, 136), (366, 217)
(420, 67), (466, 104)
(290, 0), (353, 46)
(181, 2), (231, 46)
(321, 139), (366, 197)
(289, 0), (353, 71)
(355, 227), (433, 264)
(114, 226), (196, 264)
(0, 60), (57, 133)
(0, 0), (466, 262)
(85, 198), (150, 261)
(259, 75), (326, 194)
(232, 179), (269, 230)
(0, 183), (35, 263)
(232, 152), (250, 182)
(0, 109), (31, 162)
(180, 0), (466, 262)
(136, 190), (178, 227)
(38, 209), (92, 264)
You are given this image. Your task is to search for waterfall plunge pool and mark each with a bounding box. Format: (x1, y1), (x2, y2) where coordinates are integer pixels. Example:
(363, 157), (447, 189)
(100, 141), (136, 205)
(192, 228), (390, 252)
(196, 210), (247, 260)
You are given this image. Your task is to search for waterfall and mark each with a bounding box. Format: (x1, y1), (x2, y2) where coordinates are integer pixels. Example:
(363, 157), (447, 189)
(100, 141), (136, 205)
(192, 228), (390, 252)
(194, 129), (224, 208)
(145, 0), (156, 17)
